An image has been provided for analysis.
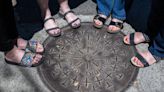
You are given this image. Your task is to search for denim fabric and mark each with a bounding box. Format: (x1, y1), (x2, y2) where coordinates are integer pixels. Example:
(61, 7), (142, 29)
(96, 0), (126, 20)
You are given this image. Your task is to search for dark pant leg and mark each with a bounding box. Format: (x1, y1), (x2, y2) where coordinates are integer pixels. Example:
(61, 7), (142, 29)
(146, 0), (164, 40)
(148, 0), (164, 58)
(149, 27), (164, 58)
(0, 0), (18, 52)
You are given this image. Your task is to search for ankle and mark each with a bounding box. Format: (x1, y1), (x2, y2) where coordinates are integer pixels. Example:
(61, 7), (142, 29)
(59, 7), (70, 13)
(17, 38), (27, 49)
(112, 18), (123, 23)
(99, 14), (107, 19)
(5, 46), (18, 60)
(5, 46), (24, 63)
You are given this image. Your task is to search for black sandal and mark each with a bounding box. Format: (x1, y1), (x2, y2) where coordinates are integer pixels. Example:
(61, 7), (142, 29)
(59, 10), (81, 29)
(128, 33), (150, 45)
(44, 17), (61, 37)
(93, 14), (107, 29)
(107, 21), (123, 33)
(131, 52), (162, 68)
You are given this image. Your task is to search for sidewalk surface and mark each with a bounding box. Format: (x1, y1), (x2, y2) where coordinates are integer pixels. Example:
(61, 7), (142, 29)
(0, 1), (164, 92)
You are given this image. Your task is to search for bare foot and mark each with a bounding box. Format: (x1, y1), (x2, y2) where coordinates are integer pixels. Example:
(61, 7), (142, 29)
(131, 49), (157, 68)
(5, 46), (42, 65)
(44, 17), (61, 36)
(93, 14), (107, 28)
(108, 18), (123, 33)
(123, 32), (149, 45)
(16, 38), (44, 53)
(60, 9), (80, 28)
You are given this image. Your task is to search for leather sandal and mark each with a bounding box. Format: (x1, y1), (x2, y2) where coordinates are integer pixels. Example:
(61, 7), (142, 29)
(59, 10), (81, 29)
(131, 51), (163, 68)
(107, 21), (123, 33)
(123, 32), (150, 45)
(93, 14), (107, 29)
(44, 17), (61, 37)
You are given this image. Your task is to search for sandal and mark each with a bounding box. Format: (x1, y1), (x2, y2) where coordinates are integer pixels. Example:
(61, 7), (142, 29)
(131, 51), (162, 68)
(59, 10), (81, 29)
(15, 39), (44, 54)
(107, 21), (123, 33)
(44, 17), (61, 37)
(93, 14), (107, 29)
(123, 32), (150, 45)
(5, 52), (43, 67)
(25, 41), (44, 54)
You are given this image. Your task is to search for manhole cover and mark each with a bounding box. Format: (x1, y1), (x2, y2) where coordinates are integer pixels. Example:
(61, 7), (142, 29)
(38, 23), (138, 92)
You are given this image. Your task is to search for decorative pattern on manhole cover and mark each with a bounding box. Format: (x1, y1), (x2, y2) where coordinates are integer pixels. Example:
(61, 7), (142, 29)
(38, 23), (138, 92)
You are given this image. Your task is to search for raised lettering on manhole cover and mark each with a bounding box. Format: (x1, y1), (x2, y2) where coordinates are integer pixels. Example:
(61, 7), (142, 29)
(38, 23), (138, 92)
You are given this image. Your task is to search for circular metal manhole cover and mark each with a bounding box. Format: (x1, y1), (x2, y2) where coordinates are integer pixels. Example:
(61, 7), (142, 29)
(38, 23), (138, 92)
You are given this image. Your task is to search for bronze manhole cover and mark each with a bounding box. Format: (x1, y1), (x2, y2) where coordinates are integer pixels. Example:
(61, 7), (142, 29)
(38, 23), (138, 92)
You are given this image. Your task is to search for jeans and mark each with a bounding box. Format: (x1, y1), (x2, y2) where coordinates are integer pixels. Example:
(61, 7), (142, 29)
(96, 0), (126, 20)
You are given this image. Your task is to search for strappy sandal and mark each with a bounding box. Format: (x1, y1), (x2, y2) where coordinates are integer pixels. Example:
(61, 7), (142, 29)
(93, 14), (107, 29)
(15, 39), (44, 54)
(123, 32), (150, 45)
(25, 41), (44, 54)
(5, 52), (43, 67)
(44, 17), (61, 37)
(131, 52), (162, 68)
(59, 10), (81, 29)
(107, 21), (123, 33)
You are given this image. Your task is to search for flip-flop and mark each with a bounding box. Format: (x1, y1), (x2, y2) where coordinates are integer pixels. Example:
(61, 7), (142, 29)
(44, 17), (61, 37)
(107, 21), (123, 34)
(93, 14), (107, 29)
(124, 32), (150, 45)
(5, 52), (43, 67)
(59, 10), (81, 29)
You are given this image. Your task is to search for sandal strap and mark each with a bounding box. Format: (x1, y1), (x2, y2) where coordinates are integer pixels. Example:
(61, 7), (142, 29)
(135, 53), (149, 67)
(129, 33), (150, 45)
(142, 33), (150, 42)
(63, 10), (75, 19)
(26, 41), (38, 53)
(94, 15), (106, 24)
(44, 17), (55, 23)
(130, 33), (135, 45)
(46, 27), (60, 32)
(109, 21), (123, 29)
(20, 52), (35, 67)
(151, 54), (162, 62)
(68, 18), (80, 26)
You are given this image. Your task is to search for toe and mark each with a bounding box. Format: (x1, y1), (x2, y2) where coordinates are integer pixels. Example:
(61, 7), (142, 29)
(32, 54), (42, 64)
(131, 57), (144, 67)
(36, 43), (44, 53)
(123, 35), (130, 44)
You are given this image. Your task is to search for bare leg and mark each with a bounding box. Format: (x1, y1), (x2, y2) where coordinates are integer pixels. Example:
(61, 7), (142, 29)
(58, 0), (81, 28)
(37, 0), (61, 36)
